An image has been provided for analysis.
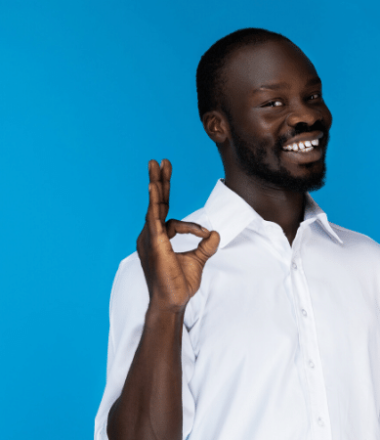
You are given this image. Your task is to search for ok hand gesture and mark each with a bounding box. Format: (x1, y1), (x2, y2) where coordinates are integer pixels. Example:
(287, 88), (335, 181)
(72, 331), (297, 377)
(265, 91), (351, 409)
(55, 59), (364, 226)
(137, 159), (220, 314)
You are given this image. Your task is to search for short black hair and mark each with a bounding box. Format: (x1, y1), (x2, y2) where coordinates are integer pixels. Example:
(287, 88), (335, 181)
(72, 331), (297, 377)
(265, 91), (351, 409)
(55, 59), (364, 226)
(196, 28), (294, 121)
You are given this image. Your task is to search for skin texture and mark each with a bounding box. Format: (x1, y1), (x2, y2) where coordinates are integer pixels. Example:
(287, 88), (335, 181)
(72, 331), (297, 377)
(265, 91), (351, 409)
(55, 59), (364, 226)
(106, 40), (332, 439)
(137, 159), (220, 314)
(107, 160), (219, 440)
(203, 40), (332, 244)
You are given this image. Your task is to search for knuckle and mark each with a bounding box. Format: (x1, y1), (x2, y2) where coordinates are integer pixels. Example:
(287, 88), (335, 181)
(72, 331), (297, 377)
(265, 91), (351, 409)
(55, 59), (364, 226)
(165, 218), (178, 230)
(198, 241), (212, 258)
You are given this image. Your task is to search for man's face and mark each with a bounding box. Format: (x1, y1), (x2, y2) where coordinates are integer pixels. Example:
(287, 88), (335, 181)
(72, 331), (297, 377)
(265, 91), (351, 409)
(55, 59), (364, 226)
(221, 40), (333, 192)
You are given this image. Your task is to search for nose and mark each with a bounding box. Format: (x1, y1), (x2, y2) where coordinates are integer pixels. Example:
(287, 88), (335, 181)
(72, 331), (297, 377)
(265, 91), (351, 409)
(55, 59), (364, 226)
(286, 100), (322, 128)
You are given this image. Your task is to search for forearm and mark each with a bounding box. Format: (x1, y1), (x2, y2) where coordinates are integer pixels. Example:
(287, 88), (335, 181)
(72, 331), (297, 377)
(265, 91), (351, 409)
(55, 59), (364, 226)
(107, 306), (185, 440)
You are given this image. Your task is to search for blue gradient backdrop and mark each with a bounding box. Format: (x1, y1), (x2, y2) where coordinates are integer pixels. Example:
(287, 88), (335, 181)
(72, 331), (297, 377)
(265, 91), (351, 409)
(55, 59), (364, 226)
(0, 0), (379, 438)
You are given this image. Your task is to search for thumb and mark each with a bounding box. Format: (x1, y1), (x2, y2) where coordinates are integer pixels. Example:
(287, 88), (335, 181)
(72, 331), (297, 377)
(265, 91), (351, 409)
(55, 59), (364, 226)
(193, 231), (220, 266)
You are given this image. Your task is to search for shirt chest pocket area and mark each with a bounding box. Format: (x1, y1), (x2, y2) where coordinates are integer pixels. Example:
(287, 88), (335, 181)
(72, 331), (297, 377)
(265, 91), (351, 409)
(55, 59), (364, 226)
(196, 273), (300, 366)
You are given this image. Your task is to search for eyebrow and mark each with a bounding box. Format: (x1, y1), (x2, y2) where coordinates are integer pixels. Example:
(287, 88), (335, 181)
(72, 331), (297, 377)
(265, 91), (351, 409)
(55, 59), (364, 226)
(252, 77), (322, 94)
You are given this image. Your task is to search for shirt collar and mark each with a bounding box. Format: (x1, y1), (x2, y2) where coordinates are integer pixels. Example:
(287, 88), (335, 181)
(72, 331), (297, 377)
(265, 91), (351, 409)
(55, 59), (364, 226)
(303, 193), (343, 244)
(204, 179), (343, 248)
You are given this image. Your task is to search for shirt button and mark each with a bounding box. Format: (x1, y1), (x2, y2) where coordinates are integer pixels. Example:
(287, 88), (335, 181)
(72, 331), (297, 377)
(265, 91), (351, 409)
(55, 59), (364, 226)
(309, 360), (315, 368)
(317, 417), (324, 427)
(301, 309), (307, 317)
(292, 262), (297, 270)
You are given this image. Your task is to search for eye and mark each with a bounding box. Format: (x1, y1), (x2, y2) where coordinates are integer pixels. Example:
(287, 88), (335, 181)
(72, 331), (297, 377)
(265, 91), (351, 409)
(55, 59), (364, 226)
(266, 100), (283, 107)
(309, 93), (322, 100)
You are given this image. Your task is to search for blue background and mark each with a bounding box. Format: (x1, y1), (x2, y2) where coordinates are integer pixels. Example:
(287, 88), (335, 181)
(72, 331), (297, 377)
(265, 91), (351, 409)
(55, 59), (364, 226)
(1, 0), (379, 438)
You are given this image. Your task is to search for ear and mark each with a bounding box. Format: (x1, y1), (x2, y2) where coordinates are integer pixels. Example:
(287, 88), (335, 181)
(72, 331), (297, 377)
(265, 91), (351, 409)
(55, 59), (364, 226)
(202, 110), (229, 144)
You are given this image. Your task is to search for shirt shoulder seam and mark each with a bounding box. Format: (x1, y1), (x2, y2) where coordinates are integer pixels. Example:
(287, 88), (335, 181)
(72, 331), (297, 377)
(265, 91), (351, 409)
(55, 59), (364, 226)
(329, 222), (380, 246)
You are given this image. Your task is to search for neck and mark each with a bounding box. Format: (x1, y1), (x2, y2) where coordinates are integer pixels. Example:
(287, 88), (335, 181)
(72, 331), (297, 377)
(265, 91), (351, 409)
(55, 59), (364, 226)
(224, 172), (305, 246)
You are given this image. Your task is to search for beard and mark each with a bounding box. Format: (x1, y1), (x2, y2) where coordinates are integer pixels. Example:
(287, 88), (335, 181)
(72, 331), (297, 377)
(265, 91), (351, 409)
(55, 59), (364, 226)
(229, 120), (330, 193)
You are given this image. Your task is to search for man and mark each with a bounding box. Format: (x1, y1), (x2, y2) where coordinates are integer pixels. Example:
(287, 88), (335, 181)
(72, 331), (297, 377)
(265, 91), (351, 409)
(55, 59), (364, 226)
(95, 28), (380, 440)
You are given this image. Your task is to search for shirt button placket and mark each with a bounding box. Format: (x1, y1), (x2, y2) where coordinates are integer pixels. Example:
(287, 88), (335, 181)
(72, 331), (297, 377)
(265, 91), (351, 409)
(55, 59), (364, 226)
(290, 245), (332, 440)
(317, 417), (324, 427)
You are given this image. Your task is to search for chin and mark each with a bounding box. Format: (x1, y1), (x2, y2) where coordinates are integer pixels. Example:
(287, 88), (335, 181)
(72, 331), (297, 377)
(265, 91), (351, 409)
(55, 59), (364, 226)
(268, 163), (327, 193)
(287, 171), (326, 193)
(280, 158), (325, 192)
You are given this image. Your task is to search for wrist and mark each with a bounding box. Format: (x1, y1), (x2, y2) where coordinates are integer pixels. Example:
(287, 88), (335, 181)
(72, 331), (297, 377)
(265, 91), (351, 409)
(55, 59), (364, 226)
(146, 304), (185, 328)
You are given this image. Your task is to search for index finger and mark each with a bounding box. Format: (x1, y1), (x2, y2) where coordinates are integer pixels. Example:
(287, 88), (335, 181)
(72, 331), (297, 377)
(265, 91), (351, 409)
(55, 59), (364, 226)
(146, 181), (164, 237)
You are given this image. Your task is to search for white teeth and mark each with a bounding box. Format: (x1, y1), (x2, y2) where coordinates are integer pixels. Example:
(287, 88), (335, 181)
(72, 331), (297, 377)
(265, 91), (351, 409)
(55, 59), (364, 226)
(283, 140), (317, 152)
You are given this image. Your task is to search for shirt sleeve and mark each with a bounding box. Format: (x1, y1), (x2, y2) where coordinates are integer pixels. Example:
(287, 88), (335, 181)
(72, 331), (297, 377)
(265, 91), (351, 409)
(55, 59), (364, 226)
(94, 254), (196, 440)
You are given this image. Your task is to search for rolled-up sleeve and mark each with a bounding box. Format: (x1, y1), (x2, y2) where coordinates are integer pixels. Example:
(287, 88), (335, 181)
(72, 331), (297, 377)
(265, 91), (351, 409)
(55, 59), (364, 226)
(94, 253), (196, 440)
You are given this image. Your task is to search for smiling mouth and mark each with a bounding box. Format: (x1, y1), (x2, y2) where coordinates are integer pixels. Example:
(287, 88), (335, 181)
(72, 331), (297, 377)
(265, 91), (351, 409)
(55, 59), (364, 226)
(281, 131), (324, 154)
(282, 138), (320, 153)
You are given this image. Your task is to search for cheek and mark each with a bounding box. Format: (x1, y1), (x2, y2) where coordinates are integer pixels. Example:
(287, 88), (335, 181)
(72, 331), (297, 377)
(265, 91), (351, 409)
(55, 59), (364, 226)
(254, 112), (284, 137)
(316, 104), (332, 128)
(241, 114), (282, 141)
(324, 107), (333, 128)
(257, 124), (284, 152)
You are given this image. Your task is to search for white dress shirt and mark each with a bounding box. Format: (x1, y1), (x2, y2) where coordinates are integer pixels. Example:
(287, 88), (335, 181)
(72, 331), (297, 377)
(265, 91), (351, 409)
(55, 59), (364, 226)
(95, 179), (380, 440)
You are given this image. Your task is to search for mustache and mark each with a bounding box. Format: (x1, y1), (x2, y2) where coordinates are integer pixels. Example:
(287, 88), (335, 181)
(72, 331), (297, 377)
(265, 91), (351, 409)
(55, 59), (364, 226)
(276, 121), (330, 149)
